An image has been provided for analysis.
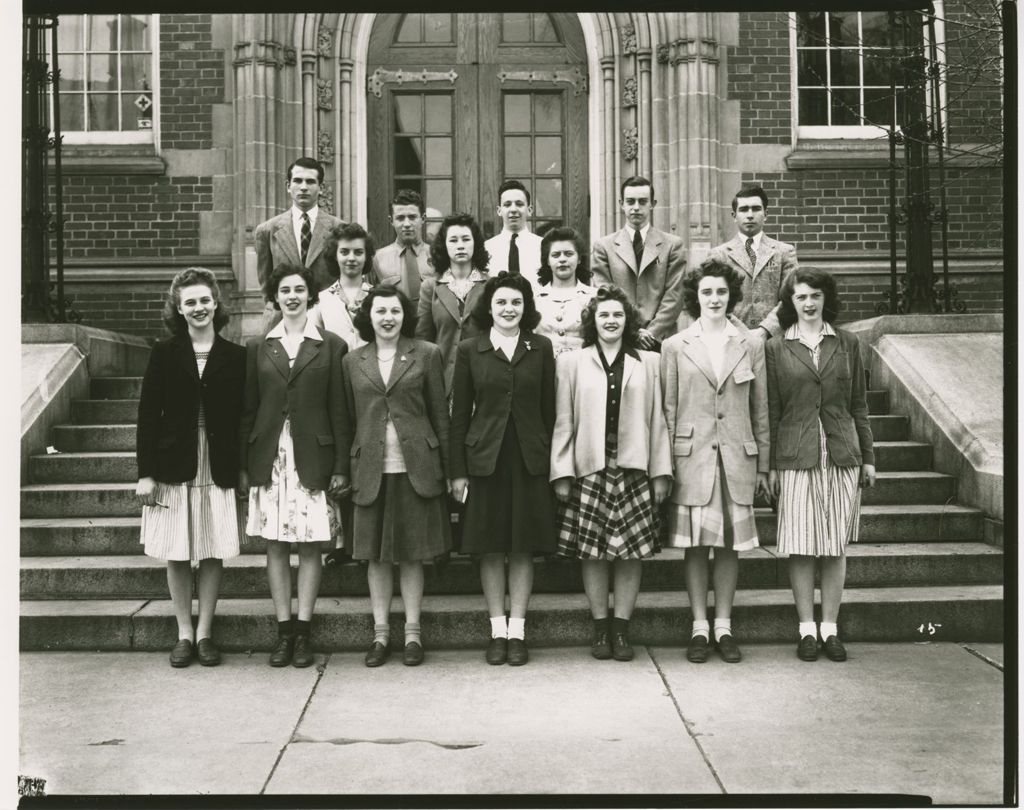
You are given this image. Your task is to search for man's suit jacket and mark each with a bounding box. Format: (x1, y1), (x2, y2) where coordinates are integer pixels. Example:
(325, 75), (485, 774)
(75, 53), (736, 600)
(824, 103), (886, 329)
(590, 226), (686, 340)
(449, 332), (555, 479)
(661, 322), (769, 507)
(765, 327), (874, 471)
(707, 233), (798, 337)
(338, 337), (450, 506)
(137, 333), (246, 488)
(239, 327), (349, 491)
(414, 276), (487, 395)
(549, 345), (672, 481)
(374, 240), (435, 309)
(254, 209), (346, 293)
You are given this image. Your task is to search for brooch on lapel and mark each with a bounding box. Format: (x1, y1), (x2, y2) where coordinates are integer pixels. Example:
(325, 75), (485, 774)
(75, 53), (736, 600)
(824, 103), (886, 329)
(524, 341), (532, 351)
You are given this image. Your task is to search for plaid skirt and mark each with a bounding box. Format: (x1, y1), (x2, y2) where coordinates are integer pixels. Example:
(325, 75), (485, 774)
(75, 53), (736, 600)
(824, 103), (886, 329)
(665, 455), (759, 552)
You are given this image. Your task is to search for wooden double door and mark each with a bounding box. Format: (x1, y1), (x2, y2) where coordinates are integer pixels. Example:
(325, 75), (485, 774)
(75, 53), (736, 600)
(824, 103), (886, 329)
(367, 13), (589, 244)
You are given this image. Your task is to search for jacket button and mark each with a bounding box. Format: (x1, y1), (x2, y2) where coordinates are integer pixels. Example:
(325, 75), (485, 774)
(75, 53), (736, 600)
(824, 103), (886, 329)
(717, 413), (724, 419)
(711, 443), (718, 450)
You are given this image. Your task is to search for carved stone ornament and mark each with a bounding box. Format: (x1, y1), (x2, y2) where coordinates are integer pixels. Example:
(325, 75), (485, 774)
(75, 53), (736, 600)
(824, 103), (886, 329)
(283, 46), (296, 66)
(367, 68), (458, 99)
(317, 78), (333, 110)
(317, 27), (334, 57)
(497, 67), (588, 96)
(319, 183), (334, 215)
(317, 130), (334, 164)
(623, 126), (638, 161)
(623, 77), (637, 107)
(621, 23), (637, 55)
(656, 44), (670, 64)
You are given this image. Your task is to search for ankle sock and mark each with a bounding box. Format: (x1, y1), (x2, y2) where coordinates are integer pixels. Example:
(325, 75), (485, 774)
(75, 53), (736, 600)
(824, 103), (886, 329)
(404, 621), (421, 645)
(592, 616), (609, 637)
(490, 615), (508, 639)
(691, 619), (710, 640)
(819, 621), (838, 640)
(507, 617), (525, 641)
(798, 621), (817, 640)
(294, 619), (311, 637)
(373, 622), (390, 646)
(713, 619), (732, 643)
(277, 619), (294, 638)
(612, 617), (629, 637)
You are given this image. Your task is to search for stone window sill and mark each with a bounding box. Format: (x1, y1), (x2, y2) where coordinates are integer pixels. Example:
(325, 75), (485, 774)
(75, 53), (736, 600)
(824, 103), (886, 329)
(786, 139), (1001, 170)
(50, 146), (166, 176)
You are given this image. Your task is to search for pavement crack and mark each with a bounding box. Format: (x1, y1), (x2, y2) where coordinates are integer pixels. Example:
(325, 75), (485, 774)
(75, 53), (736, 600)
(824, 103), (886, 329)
(292, 735), (483, 750)
(647, 647), (727, 794)
(960, 643), (1004, 672)
(126, 600), (151, 650)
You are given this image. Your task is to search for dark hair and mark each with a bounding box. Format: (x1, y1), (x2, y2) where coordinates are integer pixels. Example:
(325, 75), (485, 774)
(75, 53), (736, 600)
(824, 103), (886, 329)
(390, 188), (426, 215)
(324, 222), (376, 280)
(429, 213), (490, 276)
(162, 267), (230, 335)
(352, 285), (418, 342)
(580, 286), (642, 350)
(620, 175), (655, 200)
(265, 263), (320, 310)
(286, 157), (325, 185)
(538, 227), (591, 286)
(731, 185), (769, 213)
(681, 258), (746, 320)
(471, 272), (541, 331)
(497, 179), (531, 206)
(777, 267), (841, 329)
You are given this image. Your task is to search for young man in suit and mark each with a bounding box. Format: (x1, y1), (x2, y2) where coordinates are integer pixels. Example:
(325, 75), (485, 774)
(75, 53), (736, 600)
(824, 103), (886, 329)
(484, 179), (543, 286)
(590, 176), (686, 350)
(253, 157), (345, 332)
(708, 185), (798, 341)
(373, 189), (435, 309)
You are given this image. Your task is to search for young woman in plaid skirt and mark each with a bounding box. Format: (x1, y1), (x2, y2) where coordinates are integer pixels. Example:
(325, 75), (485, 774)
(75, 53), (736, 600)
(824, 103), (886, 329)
(550, 286), (672, 660)
(661, 259), (771, 664)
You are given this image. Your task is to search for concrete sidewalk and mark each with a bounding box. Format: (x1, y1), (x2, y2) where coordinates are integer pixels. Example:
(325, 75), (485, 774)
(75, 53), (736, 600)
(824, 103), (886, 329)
(19, 643), (1005, 802)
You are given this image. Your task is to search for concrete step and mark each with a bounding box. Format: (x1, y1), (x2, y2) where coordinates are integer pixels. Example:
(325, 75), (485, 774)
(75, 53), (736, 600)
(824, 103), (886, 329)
(19, 543), (1003, 600)
(91, 377), (143, 399)
(29, 452), (137, 484)
(866, 390), (889, 414)
(869, 414), (908, 441)
(872, 441), (933, 472)
(19, 584), (1004, 651)
(21, 518), (143, 556)
(21, 483), (139, 518)
(72, 399), (139, 424)
(51, 425), (135, 452)
(861, 471), (955, 506)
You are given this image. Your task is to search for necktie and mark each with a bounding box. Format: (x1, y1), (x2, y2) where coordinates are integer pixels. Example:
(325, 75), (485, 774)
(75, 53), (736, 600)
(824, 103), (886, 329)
(300, 212), (312, 265)
(508, 233), (520, 275)
(632, 228), (644, 270)
(403, 245), (421, 302)
(745, 236), (757, 273)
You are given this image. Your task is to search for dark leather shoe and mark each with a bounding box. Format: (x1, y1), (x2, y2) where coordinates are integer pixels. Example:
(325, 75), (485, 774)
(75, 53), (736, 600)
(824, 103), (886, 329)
(611, 632), (634, 661)
(323, 549), (354, 567)
(169, 639), (193, 668)
(269, 635), (295, 667)
(364, 641), (390, 667)
(292, 635), (315, 668)
(485, 637), (508, 665)
(687, 635), (710, 663)
(591, 631), (612, 660)
(403, 641), (424, 666)
(823, 635), (847, 662)
(797, 635), (819, 661)
(507, 638), (529, 666)
(196, 638), (220, 667)
(716, 634), (742, 663)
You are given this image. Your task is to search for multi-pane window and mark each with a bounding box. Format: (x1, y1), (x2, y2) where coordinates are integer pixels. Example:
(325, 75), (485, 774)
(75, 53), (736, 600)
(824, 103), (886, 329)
(501, 13), (559, 44)
(796, 11), (906, 134)
(394, 14), (454, 45)
(392, 93), (454, 236)
(56, 13), (156, 142)
(502, 91), (564, 235)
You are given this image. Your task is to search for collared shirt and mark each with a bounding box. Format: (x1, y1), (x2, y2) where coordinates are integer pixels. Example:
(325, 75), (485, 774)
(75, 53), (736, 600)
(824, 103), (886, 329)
(291, 205), (320, 257)
(695, 317), (741, 383)
(534, 281), (598, 356)
(440, 267), (487, 303)
(596, 345), (628, 464)
(784, 321), (837, 369)
(489, 327), (521, 362)
(738, 230), (765, 252)
(375, 239), (433, 295)
(267, 316), (322, 366)
(627, 223), (651, 246)
(485, 230), (542, 285)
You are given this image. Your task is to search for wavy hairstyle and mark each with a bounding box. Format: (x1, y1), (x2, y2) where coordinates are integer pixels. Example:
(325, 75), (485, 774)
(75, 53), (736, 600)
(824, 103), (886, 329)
(353, 285), (418, 342)
(681, 257), (745, 320)
(777, 267), (841, 329)
(264, 263), (320, 310)
(323, 222), (377, 280)
(428, 213), (490, 276)
(471, 272), (541, 331)
(537, 226), (591, 286)
(162, 267), (230, 335)
(580, 286), (642, 350)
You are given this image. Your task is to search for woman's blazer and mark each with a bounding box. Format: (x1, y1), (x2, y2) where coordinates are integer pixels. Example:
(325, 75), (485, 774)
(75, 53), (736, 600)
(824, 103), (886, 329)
(239, 327), (348, 491)
(550, 346), (672, 481)
(338, 337), (450, 506)
(414, 275), (486, 394)
(137, 332), (246, 488)
(765, 326), (874, 470)
(660, 323), (769, 506)
(449, 332), (556, 479)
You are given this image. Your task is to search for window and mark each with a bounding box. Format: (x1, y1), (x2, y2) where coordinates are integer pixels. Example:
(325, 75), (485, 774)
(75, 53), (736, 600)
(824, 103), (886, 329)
(391, 93), (454, 237)
(502, 91), (565, 234)
(394, 14), (454, 45)
(501, 13), (560, 44)
(55, 13), (158, 144)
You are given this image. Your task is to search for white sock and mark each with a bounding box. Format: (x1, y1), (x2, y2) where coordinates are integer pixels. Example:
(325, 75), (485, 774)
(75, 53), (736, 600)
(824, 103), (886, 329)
(507, 617), (526, 641)
(691, 620), (710, 640)
(798, 621), (817, 640)
(489, 615), (508, 639)
(819, 622), (838, 641)
(713, 619), (732, 642)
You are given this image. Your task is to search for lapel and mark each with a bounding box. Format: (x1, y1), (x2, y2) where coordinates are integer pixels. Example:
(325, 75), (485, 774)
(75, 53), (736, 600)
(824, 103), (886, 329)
(727, 234), (754, 277)
(263, 337), (292, 382)
(638, 229), (663, 277)
(201, 334), (231, 380)
(622, 350), (638, 388)
(272, 214), (302, 266)
(435, 283), (464, 325)
(817, 333), (839, 375)
(357, 343), (387, 393)
(718, 332), (747, 386)
(678, 325), (718, 388)
(782, 337), (821, 378)
(613, 229), (637, 273)
(305, 213), (331, 267)
(753, 235), (775, 277)
(384, 336), (416, 392)
(289, 330), (323, 382)
(171, 333), (200, 382)
(509, 334), (532, 367)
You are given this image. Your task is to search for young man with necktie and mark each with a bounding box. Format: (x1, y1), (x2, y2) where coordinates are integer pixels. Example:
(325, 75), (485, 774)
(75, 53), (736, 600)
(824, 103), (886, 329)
(484, 179), (543, 286)
(373, 189), (436, 309)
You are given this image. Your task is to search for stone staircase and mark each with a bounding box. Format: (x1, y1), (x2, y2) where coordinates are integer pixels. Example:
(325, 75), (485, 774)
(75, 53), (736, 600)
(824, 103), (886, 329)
(21, 376), (1004, 652)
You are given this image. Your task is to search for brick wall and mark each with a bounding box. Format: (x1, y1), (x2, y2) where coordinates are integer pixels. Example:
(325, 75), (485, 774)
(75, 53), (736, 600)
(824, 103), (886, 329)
(160, 14), (224, 149)
(732, 11), (792, 145)
(832, 270), (1002, 321)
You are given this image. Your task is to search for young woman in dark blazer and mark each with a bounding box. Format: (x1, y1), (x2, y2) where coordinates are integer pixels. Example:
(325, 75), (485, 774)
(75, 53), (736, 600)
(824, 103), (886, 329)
(765, 268), (876, 662)
(136, 267), (246, 668)
(338, 286), (452, 667)
(450, 273), (557, 666)
(239, 263), (349, 668)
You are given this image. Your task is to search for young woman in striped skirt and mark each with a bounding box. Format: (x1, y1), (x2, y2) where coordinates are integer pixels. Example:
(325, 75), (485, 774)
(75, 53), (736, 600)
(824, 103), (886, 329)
(661, 259), (771, 664)
(136, 268), (246, 668)
(765, 268), (875, 662)
(551, 286), (672, 660)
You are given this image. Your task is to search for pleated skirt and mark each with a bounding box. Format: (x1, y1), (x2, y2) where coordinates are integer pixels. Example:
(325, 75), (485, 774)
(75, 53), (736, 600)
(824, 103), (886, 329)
(665, 455), (760, 552)
(140, 428), (241, 562)
(776, 421), (861, 557)
(351, 474), (452, 563)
